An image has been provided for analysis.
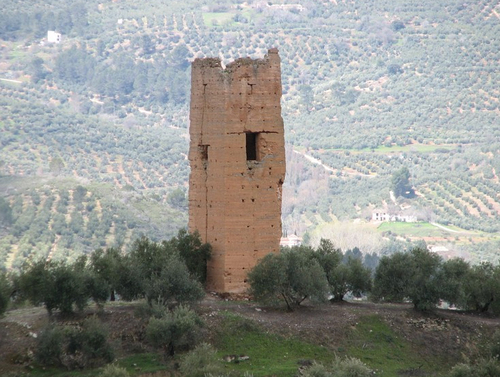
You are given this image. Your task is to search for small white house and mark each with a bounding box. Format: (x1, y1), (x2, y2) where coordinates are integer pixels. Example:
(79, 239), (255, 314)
(372, 209), (417, 223)
(47, 31), (61, 44)
(280, 234), (302, 247)
(428, 245), (449, 254)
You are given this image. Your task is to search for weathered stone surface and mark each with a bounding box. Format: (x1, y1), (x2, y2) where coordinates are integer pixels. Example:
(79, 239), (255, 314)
(188, 49), (286, 293)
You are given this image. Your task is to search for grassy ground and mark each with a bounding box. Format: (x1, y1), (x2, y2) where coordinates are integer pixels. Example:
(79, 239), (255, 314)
(202, 12), (234, 27)
(213, 311), (334, 377)
(361, 144), (457, 154)
(344, 314), (448, 376)
(29, 354), (166, 377)
(377, 222), (448, 237)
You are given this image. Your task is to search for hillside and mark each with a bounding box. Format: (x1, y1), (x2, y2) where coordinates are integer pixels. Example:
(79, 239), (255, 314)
(1, 0), (500, 266)
(1, 298), (500, 376)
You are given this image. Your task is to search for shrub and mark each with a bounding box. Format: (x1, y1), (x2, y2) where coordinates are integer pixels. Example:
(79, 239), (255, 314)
(0, 272), (10, 316)
(174, 229), (212, 284)
(372, 248), (443, 310)
(75, 317), (115, 366)
(134, 301), (168, 319)
(18, 258), (92, 315)
(99, 364), (130, 377)
(301, 357), (373, 377)
(448, 359), (500, 377)
(146, 305), (203, 356)
(35, 318), (114, 369)
(301, 362), (331, 377)
(334, 357), (373, 377)
(35, 325), (64, 366)
(179, 343), (224, 377)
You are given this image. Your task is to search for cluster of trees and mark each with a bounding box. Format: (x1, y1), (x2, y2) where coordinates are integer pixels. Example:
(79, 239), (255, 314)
(248, 240), (373, 311)
(53, 45), (189, 107)
(249, 241), (500, 314)
(0, 230), (210, 317)
(0, 2), (88, 40)
(374, 249), (500, 312)
(391, 166), (415, 199)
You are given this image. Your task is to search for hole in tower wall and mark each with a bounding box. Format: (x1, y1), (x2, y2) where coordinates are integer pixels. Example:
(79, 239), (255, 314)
(199, 145), (209, 161)
(246, 132), (260, 161)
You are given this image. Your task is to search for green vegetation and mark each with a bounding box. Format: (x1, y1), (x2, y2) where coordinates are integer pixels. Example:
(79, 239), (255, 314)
(249, 242), (374, 310)
(35, 318), (114, 370)
(0, 271), (10, 316)
(346, 315), (447, 375)
(214, 312), (334, 377)
(391, 167), (415, 198)
(248, 246), (330, 310)
(300, 358), (373, 377)
(179, 343), (225, 377)
(377, 222), (448, 237)
(14, 230), (208, 316)
(373, 247), (500, 313)
(146, 305), (204, 356)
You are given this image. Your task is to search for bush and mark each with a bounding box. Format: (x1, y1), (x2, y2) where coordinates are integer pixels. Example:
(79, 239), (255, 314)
(372, 248), (443, 310)
(301, 362), (330, 377)
(174, 229), (212, 284)
(69, 317), (115, 367)
(301, 357), (373, 377)
(448, 359), (500, 377)
(146, 305), (203, 356)
(0, 272), (10, 316)
(35, 325), (64, 366)
(334, 357), (373, 377)
(35, 318), (114, 369)
(134, 301), (168, 319)
(99, 364), (130, 377)
(179, 343), (224, 377)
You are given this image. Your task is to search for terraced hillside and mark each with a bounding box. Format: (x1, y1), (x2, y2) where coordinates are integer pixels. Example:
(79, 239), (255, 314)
(1, 0), (500, 266)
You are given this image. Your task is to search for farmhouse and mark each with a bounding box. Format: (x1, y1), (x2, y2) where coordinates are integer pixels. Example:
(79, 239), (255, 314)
(372, 209), (417, 223)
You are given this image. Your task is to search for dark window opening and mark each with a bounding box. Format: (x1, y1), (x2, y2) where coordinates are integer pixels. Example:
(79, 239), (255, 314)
(199, 145), (208, 161)
(246, 132), (259, 161)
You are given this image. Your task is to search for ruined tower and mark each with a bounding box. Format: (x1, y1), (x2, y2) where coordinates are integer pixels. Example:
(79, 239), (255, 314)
(188, 48), (286, 293)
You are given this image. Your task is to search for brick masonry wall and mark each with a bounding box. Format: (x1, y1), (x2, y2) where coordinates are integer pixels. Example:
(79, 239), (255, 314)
(188, 49), (286, 293)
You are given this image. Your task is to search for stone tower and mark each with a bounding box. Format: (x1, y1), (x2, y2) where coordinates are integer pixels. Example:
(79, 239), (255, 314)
(188, 49), (286, 293)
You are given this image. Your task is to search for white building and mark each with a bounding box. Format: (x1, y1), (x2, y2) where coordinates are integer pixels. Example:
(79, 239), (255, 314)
(280, 234), (302, 247)
(372, 209), (417, 223)
(47, 31), (61, 44)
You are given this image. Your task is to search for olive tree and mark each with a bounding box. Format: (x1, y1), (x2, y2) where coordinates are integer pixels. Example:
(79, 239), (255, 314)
(248, 247), (329, 311)
(373, 247), (442, 310)
(18, 259), (88, 315)
(146, 305), (203, 356)
(313, 240), (372, 302)
(117, 237), (205, 306)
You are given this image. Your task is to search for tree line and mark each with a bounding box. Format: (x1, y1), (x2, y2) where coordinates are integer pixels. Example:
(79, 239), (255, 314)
(0, 229), (211, 317)
(3, 235), (499, 316)
(249, 240), (500, 313)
